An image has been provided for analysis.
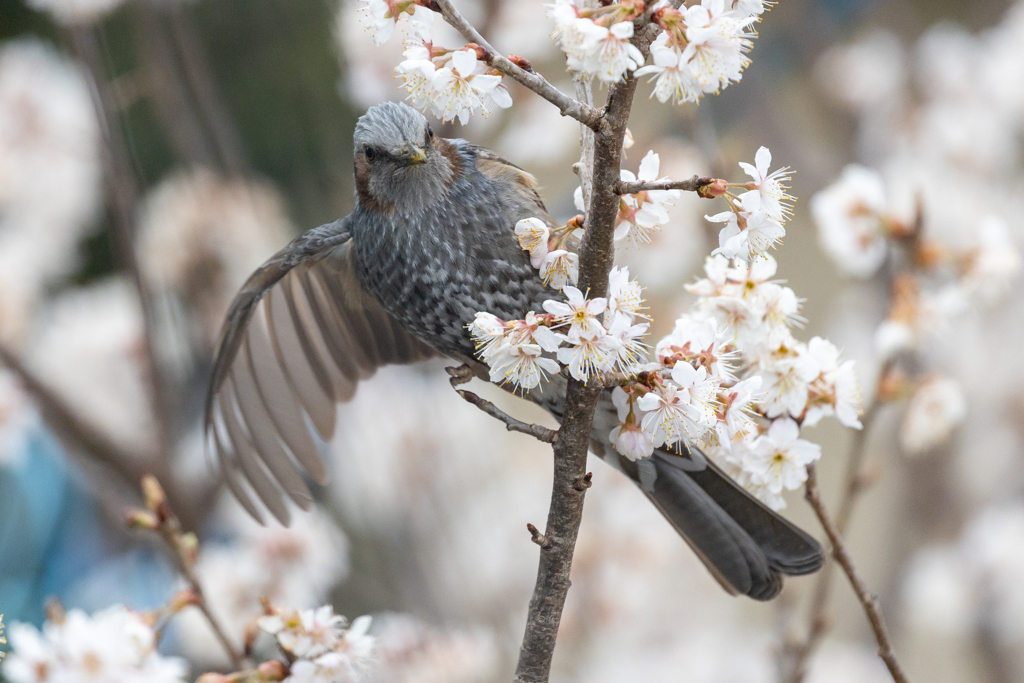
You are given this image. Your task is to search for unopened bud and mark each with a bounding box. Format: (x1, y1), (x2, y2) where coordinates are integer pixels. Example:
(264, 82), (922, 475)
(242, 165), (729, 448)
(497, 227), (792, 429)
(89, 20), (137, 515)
(124, 507), (160, 530)
(141, 475), (171, 521)
(168, 589), (201, 613)
(509, 54), (533, 72)
(179, 532), (199, 566)
(258, 660), (289, 680)
(463, 42), (489, 62)
(566, 214), (585, 230)
(414, 0), (439, 10)
(195, 675), (231, 683)
(45, 598), (66, 625)
(698, 178), (729, 198)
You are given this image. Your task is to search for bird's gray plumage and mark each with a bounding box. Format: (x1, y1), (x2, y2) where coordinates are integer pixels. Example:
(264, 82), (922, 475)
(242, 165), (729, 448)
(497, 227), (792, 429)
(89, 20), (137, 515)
(206, 101), (822, 599)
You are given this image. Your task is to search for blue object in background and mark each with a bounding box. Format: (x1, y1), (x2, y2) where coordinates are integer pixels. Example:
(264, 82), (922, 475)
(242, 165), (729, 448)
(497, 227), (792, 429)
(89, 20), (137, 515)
(0, 425), (175, 627)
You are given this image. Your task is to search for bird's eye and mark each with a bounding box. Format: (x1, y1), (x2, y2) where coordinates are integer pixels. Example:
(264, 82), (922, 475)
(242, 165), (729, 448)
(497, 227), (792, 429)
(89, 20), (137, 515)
(364, 146), (375, 160)
(427, 126), (434, 139)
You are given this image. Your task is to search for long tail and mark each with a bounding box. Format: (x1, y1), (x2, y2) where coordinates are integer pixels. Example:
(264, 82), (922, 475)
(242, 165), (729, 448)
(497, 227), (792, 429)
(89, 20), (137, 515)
(620, 448), (823, 600)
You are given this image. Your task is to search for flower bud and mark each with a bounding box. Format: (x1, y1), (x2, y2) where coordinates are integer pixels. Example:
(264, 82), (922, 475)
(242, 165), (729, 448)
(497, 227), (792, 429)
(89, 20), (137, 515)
(179, 532), (200, 566)
(698, 178), (729, 198)
(124, 507), (160, 531)
(168, 589), (201, 613)
(141, 475), (171, 521)
(509, 54), (533, 72)
(257, 660), (289, 680)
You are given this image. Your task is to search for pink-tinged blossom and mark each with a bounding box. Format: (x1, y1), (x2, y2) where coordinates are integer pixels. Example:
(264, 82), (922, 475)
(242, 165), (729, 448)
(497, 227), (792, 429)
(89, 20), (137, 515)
(259, 606), (346, 659)
(900, 376), (967, 456)
(358, 0), (432, 46)
(514, 217), (551, 269)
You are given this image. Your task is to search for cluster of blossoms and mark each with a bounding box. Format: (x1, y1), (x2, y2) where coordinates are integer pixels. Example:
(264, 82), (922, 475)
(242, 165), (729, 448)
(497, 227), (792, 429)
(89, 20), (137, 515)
(357, 3), (512, 124)
(602, 252), (861, 509)
(547, 0), (765, 97)
(257, 605), (375, 683)
(1, 606), (187, 683)
(575, 150), (681, 248)
(469, 144), (859, 509)
(469, 265), (649, 391)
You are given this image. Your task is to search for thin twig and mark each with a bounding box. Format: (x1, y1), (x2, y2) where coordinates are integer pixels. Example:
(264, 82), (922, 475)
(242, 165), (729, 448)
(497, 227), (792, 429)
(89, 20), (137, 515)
(804, 465), (909, 683)
(456, 389), (558, 444)
(433, 0), (605, 131)
(133, 476), (245, 670)
(67, 26), (177, 466)
(781, 368), (890, 682)
(0, 343), (151, 487)
(615, 175), (715, 195)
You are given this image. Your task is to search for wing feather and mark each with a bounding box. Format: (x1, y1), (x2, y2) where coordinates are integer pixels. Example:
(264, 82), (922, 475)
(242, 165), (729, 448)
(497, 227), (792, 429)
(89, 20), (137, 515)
(206, 221), (438, 523)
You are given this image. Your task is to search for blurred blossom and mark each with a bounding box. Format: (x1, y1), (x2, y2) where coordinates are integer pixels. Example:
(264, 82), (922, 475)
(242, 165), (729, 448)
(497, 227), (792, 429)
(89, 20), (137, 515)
(900, 376), (966, 456)
(137, 169), (294, 346)
(494, 95), (579, 166)
(804, 642), (892, 683)
(903, 545), (973, 638)
(367, 614), (499, 683)
(25, 279), (156, 456)
(815, 30), (906, 112)
(175, 498), (349, 665)
(905, 503), (1024, 644)
(810, 165), (890, 279)
(260, 605), (375, 683)
(0, 40), (101, 345)
(25, 0), (125, 25)
(2, 605), (187, 683)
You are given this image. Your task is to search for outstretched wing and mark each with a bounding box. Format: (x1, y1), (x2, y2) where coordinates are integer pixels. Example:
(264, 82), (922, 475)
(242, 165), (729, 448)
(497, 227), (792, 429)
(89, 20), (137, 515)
(205, 217), (437, 524)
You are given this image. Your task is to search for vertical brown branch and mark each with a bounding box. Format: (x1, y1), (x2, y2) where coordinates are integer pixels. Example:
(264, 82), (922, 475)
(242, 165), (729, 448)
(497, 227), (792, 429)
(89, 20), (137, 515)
(804, 465), (910, 683)
(66, 26), (177, 468)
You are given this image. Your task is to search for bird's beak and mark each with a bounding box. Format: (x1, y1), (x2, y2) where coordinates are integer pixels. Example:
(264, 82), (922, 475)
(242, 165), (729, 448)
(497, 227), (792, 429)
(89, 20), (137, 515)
(404, 144), (428, 165)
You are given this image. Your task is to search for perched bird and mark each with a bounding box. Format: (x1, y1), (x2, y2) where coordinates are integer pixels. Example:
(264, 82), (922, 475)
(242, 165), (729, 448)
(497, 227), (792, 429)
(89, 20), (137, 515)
(206, 101), (823, 600)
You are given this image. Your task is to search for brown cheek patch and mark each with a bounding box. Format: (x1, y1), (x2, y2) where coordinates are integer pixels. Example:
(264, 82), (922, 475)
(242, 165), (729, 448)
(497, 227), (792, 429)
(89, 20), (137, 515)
(354, 154), (395, 214)
(435, 138), (464, 186)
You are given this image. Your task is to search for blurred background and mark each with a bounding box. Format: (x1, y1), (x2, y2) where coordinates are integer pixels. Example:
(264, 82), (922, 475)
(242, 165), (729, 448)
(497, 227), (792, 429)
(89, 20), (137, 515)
(1, 0), (1023, 680)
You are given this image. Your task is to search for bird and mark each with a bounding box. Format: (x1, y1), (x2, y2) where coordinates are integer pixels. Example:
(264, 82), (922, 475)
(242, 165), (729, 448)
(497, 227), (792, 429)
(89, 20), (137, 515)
(205, 101), (823, 601)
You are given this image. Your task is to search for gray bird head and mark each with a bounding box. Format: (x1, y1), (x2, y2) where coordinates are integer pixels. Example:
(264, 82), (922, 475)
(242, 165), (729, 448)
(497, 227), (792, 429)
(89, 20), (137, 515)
(353, 102), (455, 216)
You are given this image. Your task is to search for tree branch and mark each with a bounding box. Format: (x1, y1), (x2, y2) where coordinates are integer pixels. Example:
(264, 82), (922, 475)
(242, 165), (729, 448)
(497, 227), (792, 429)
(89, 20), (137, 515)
(804, 464), (909, 683)
(615, 175), (715, 195)
(455, 389), (558, 444)
(0, 343), (151, 489)
(432, 0), (605, 131)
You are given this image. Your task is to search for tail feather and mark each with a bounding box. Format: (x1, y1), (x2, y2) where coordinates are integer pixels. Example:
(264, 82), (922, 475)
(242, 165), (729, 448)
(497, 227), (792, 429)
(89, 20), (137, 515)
(620, 447), (823, 601)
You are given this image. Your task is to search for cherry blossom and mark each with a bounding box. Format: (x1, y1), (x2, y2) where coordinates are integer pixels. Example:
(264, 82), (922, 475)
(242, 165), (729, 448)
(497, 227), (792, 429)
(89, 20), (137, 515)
(514, 217), (551, 268)
(635, 32), (702, 104)
(743, 417), (821, 509)
(543, 286), (607, 339)
(737, 146), (794, 224)
(539, 249), (579, 289)
(900, 376), (967, 455)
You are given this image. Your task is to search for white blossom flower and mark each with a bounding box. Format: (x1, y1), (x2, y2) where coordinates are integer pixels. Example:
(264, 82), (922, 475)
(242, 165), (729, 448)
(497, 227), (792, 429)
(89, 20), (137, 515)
(682, 0), (756, 94)
(737, 146), (794, 223)
(656, 315), (737, 381)
(756, 342), (820, 419)
(716, 375), (762, 444)
(637, 381), (698, 448)
(430, 50), (512, 124)
(543, 286), (607, 339)
(570, 20), (645, 83)
(504, 312), (561, 350)
(609, 387), (655, 461)
(468, 312), (507, 362)
(286, 616), (374, 683)
(802, 337), (862, 428)
(671, 361), (720, 432)
(514, 217), (551, 268)
(743, 418), (821, 509)
(606, 314), (650, 376)
(961, 215), (1021, 301)
(395, 45), (438, 111)
(616, 151), (681, 247)
(3, 606), (187, 683)
(259, 606), (346, 659)
(900, 376), (967, 455)
(810, 164), (890, 278)
(489, 343), (560, 391)
(557, 331), (619, 382)
(606, 265), (644, 321)
(635, 32), (702, 104)
(710, 209), (785, 261)
(358, 0), (432, 46)
(539, 249), (579, 289)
